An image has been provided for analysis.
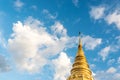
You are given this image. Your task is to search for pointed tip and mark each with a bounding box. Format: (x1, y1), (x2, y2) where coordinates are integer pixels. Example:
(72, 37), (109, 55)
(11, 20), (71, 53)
(78, 32), (82, 48)
(76, 32), (84, 57)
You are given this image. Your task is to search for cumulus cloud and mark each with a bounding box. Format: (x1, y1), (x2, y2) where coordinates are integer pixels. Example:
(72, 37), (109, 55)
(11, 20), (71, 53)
(8, 16), (76, 73)
(51, 21), (67, 37)
(0, 32), (6, 48)
(14, 0), (24, 10)
(99, 36), (120, 61)
(42, 9), (57, 19)
(31, 5), (37, 10)
(7, 16), (103, 76)
(107, 59), (115, 65)
(0, 55), (11, 72)
(52, 52), (72, 80)
(90, 64), (96, 69)
(117, 57), (120, 64)
(105, 10), (120, 30)
(72, 0), (79, 7)
(82, 35), (102, 50)
(98, 46), (111, 61)
(106, 67), (116, 74)
(115, 36), (120, 50)
(94, 67), (120, 80)
(89, 5), (120, 31)
(90, 6), (105, 20)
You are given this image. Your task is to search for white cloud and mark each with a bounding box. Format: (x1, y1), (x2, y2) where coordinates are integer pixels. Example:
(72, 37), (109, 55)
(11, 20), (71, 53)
(114, 73), (120, 79)
(105, 10), (120, 30)
(82, 35), (102, 50)
(72, 0), (79, 7)
(117, 57), (120, 64)
(90, 64), (96, 69)
(8, 16), (76, 73)
(42, 9), (57, 19)
(90, 6), (105, 20)
(115, 36), (120, 50)
(95, 67), (120, 80)
(106, 67), (116, 74)
(31, 5), (37, 10)
(99, 36), (120, 61)
(98, 46), (111, 61)
(0, 32), (6, 48)
(90, 5), (120, 31)
(107, 59), (115, 65)
(51, 21), (67, 37)
(92, 71), (96, 76)
(0, 55), (11, 72)
(52, 52), (72, 80)
(14, 0), (24, 9)
(112, 36), (120, 49)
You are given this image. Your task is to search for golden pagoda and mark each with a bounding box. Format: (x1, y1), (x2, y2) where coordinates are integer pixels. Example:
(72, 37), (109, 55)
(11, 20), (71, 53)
(67, 33), (94, 80)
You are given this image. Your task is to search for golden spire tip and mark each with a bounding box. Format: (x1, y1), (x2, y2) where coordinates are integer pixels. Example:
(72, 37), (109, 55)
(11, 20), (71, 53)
(78, 32), (81, 45)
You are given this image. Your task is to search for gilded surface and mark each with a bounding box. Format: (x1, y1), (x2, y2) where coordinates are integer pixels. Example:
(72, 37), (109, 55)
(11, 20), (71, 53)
(67, 41), (94, 80)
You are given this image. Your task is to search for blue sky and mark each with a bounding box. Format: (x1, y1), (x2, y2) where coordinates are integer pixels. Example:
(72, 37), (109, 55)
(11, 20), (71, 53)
(0, 0), (120, 80)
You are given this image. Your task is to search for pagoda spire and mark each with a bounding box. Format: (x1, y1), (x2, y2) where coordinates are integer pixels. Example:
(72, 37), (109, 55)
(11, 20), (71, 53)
(77, 32), (84, 57)
(67, 32), (94, 80)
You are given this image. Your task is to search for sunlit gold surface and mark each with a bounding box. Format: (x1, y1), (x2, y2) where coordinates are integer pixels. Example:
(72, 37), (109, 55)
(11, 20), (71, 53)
(67, 40), (94, 80)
